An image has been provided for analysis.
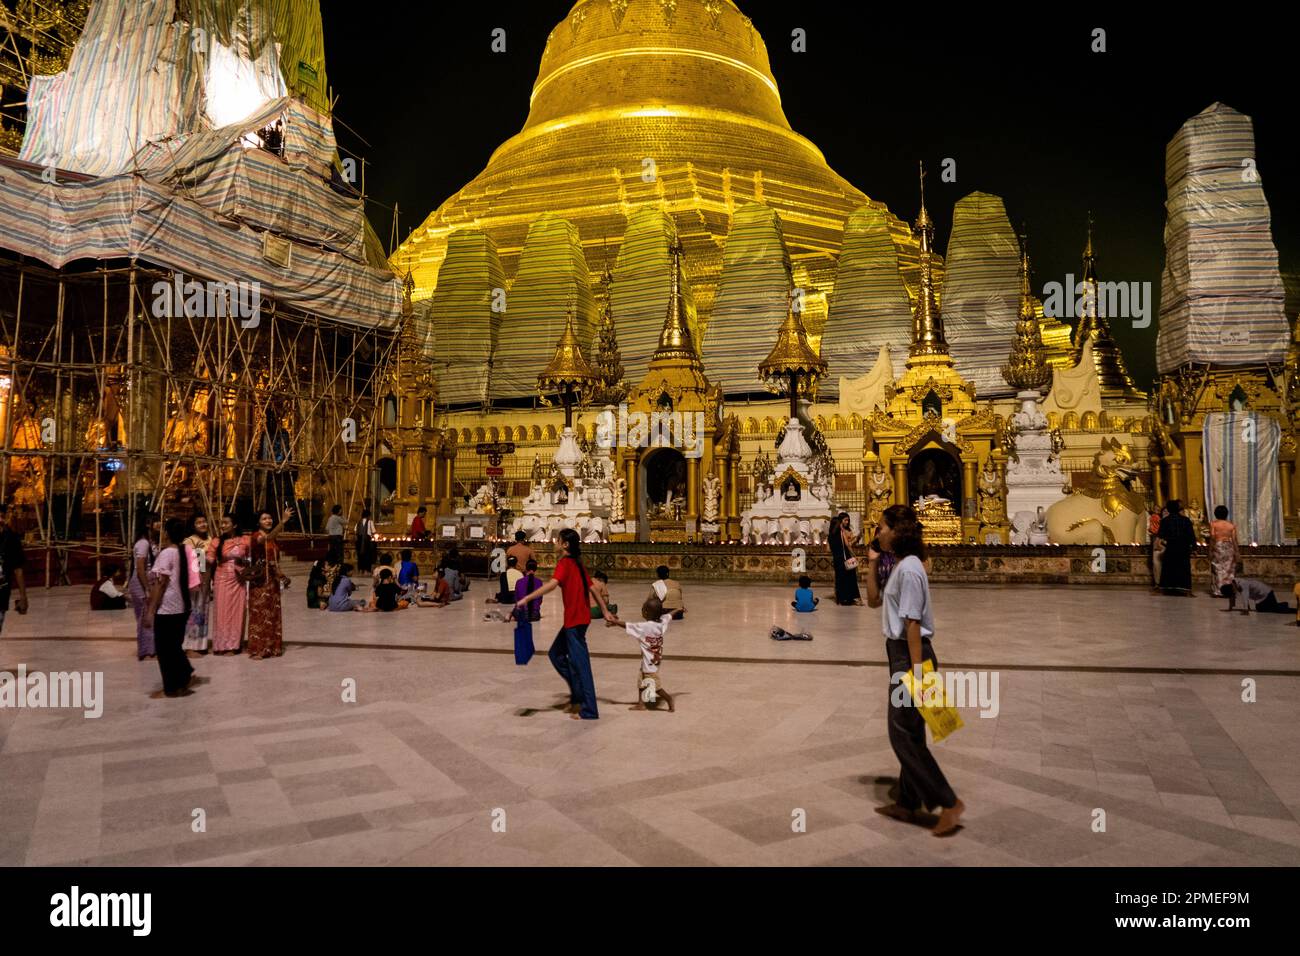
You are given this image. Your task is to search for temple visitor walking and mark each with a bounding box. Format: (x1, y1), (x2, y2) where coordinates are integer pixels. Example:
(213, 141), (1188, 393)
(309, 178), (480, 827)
(1208, 505), (1239, 597)
(325, 504), (346, 564)
(208, 512), (251, 654)
(182, 513), (211, 655)
(0, 502), (29, 635)
(829, 511), (862, 606)
(515, 528), (612, 720)
(142, 518), (198, 699)
(129, 513), (159, 659)
(1157, 500), (1196, 597)
(245, 508), (292, 659)
(866, 504), (964, 837)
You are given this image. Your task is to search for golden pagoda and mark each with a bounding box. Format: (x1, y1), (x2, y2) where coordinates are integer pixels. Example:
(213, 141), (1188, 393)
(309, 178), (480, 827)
(395, 0), (935, 398)
(1073, 215), (1144, 399)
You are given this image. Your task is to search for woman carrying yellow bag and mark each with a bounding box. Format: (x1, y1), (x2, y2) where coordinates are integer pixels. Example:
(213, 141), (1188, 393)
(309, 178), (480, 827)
(866, 504), (965, 837)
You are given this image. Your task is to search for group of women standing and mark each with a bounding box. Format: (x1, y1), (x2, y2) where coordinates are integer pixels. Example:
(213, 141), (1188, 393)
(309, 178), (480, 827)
(129, 507), (293, 689)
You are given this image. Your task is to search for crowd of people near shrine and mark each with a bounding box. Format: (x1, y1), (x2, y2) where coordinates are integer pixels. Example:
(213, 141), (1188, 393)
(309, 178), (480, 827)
(1151, 500), (1297, 615)
(119, 506), (294, 698)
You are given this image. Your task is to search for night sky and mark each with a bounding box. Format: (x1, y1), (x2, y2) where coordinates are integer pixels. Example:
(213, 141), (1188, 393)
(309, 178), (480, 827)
(323, 2), (1298, 390)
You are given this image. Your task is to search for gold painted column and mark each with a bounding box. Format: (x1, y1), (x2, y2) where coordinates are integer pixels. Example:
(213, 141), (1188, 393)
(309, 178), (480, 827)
(891, 457), (908, 506)
(727, 451), (740, 518)
(624, 453), (639, 523)
(1150, 455), (1165, 509)
(1166, 456), (1185, 504)
(962, 458), (978, 517)
(1280, 459), (1294, 517)
(686, 456), (699, 519)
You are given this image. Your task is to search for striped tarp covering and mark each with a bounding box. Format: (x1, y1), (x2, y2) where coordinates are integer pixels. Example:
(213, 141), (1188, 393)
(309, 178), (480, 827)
(490, 215), (597, 400)
(430, 229), (505, 406)
(20, 0), (202, 176)
(610, 208), (693, 387)
(187, 0), (331, 117)
(702, 204), (794, 395)
(0, 159), (400, 328)
(132, 98), (364, 259)
(1155, 104), (1289, 373)
(940, 192), (1021, 399)
(1202, 411), (1284, 545)
(20, 1), (328, 178)
(818, 205), (913, 397)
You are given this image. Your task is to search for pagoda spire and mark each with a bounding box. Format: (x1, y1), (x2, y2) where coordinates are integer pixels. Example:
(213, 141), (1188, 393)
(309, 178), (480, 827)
(1071, 216), (1143, 398)
(653, 234), (699, 363)
(591, 265), (627, 405)
(908, 160), (949, 361)
(1002, 229), (1051, 392)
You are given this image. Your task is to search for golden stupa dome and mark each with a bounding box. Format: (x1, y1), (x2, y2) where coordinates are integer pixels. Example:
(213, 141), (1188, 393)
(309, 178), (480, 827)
(399, 0), (930, 402)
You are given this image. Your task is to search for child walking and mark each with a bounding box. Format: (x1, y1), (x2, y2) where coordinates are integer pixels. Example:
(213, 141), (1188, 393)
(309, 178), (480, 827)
(605, 594), (675, 712)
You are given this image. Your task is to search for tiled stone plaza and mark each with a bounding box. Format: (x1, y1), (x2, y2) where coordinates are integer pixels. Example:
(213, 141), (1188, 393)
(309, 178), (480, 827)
(3, 572), (1299, 867)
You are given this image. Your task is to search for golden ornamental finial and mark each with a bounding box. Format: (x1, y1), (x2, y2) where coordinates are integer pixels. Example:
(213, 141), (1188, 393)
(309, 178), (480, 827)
(759, 293), (827, 418)
(1003, 230), (1050, 392)
(538, 309), (597, 394)
(653, 233), (698, 362)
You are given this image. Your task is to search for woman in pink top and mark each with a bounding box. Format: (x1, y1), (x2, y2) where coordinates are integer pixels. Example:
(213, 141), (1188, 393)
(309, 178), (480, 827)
(1208, 505), (1239, 597)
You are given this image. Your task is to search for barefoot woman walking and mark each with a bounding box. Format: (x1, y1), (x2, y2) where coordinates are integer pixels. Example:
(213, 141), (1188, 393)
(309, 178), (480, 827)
(515, 528), (613, 720)
(866, 504), (964, 836)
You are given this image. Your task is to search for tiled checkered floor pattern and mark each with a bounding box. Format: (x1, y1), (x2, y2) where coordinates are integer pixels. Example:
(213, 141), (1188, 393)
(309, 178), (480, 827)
(3, 577), (1299, 866)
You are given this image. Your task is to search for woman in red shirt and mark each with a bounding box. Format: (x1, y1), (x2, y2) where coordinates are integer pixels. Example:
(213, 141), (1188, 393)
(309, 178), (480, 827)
(515, 528), (613, 720)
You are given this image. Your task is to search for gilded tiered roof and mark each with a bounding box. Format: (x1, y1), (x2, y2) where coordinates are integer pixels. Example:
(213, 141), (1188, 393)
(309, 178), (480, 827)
(1074, 217), (1145, 399)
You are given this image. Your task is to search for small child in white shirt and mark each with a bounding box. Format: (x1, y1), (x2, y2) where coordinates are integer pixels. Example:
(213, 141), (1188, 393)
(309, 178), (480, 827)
(606, 595), (675, 712)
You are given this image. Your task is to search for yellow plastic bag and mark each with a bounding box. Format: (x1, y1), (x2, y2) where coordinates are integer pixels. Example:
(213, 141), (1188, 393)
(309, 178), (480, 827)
(898, 659), (965, 743)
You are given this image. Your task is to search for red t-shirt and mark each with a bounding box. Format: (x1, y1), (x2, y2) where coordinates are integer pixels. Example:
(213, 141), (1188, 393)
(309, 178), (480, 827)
(552, 556), (592, 629)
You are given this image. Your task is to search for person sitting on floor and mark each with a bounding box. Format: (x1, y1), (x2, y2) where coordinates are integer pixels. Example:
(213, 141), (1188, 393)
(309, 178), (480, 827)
(425, 567), (452, 607)
(328, 563), (365, 612)
(306, 559), (330, 610)
(1227, 577), (1294, 615)
(651, 565), (685, 620)
(491, 554), (520, 604)
(91, 564), (128, 610)
(590, 569), (618, 619)
(792, 575), (819, 612)
(368, 568), (408, 612)
(397, 549), (421, 598)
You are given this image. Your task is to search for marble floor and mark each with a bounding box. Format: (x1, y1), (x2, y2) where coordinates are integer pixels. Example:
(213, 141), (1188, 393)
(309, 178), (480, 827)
(2, 573), (1299, 867)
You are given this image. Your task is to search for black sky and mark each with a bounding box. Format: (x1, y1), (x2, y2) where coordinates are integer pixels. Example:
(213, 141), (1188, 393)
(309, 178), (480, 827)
(323, 2), (1298, 389)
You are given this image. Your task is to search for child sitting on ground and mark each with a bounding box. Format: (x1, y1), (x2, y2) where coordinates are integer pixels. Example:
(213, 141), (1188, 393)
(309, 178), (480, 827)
(589, 569), (618, 619)
(368, 568), (409, 612)
(605, 594), (675, 712)
(792, 574), (819, 612)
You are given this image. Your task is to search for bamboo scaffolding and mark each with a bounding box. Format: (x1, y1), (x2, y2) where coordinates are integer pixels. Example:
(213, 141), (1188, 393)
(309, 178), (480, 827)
(0, 252), (411, 587)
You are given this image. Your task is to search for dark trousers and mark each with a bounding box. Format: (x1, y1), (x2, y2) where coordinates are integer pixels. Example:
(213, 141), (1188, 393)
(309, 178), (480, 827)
(549, 624), (597, 719)
(1256, 592), (1293, 613)
(327, 535), (343, 564)
(886, 638), (957, 812)
(155, 612), (193, 694)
